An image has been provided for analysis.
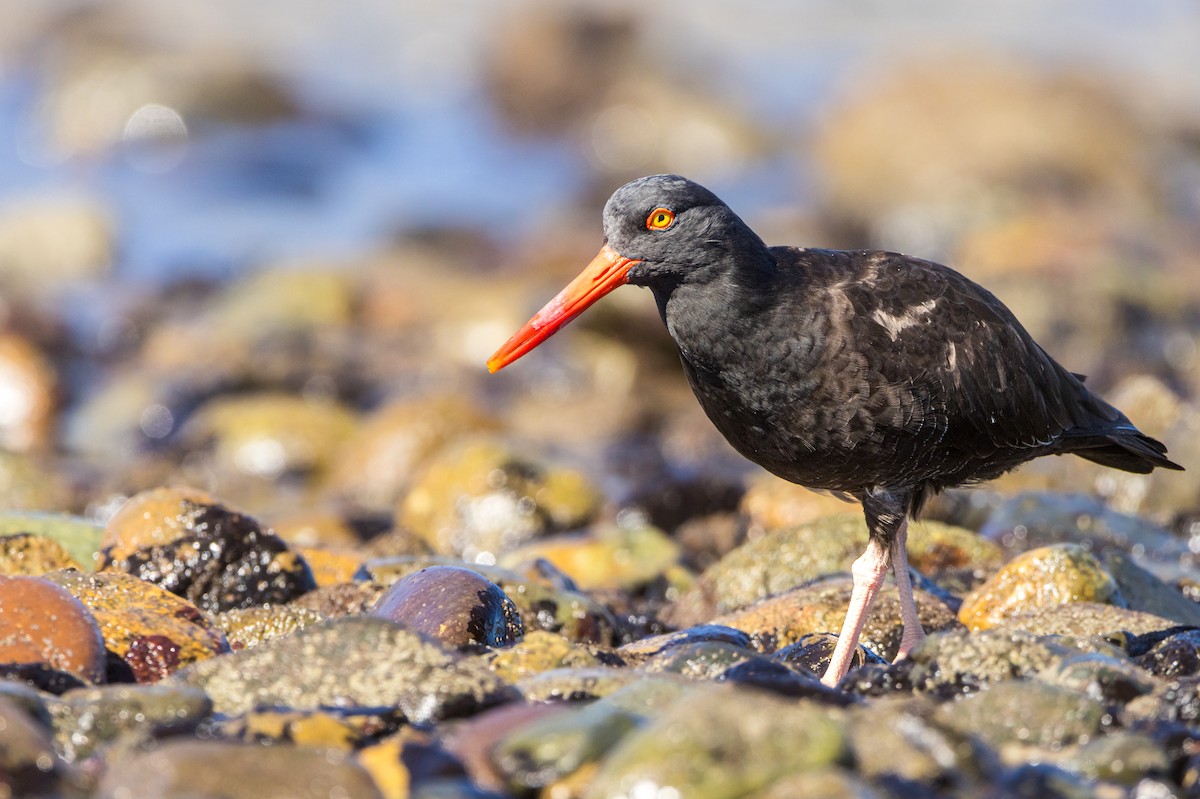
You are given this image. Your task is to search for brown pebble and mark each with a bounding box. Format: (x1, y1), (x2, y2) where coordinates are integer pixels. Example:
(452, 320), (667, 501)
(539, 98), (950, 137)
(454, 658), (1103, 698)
(0, 574), (106, 683)
(371, 565), (523, 649)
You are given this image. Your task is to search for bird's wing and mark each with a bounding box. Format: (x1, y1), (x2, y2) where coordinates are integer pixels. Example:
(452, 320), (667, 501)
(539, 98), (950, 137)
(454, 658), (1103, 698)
(834, 251), (1112, 462)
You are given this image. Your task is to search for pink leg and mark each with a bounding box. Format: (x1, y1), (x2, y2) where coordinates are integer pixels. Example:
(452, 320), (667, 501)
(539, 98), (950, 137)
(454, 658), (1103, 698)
(890, 518), (926, 660)
(820, 536), (890, 687)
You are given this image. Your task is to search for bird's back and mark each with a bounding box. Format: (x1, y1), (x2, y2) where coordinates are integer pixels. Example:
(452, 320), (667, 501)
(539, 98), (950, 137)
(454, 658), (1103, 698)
(664, 246), (1181, 507)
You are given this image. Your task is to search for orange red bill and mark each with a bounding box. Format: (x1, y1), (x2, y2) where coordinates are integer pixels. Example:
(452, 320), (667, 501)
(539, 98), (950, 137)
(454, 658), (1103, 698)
(487, 244), (640, 373)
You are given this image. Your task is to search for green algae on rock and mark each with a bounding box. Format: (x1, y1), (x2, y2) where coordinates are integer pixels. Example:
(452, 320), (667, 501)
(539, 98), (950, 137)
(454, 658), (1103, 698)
(583, 684), (850, 799)
(669, 514), (1001, 624)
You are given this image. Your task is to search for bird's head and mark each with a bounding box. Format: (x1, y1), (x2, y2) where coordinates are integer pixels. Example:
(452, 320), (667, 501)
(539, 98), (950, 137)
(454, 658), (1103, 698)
(488, 174), (759, 373)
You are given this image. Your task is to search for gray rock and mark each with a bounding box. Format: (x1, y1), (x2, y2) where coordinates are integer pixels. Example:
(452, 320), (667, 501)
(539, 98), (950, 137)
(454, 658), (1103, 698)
(995, 601), (1177, 638)
(517, 667), (671, 703)
(845, 695), (990, 787)
(583, 684), (849, 799)
(0, 695), (74, 797)
(1060, 731), (1171, 785)
(51, 683), (212, 762)
(934, 680), (1107, 751)
(907, 628), (1084, 692)
(170, 616), (515, 720)
(95, 739), (382, 799)
(1040, 653), (1159, 705)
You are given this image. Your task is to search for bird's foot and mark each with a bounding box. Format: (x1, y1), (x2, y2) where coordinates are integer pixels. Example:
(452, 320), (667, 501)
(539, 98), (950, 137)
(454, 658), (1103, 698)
(893, 625), (927, 662)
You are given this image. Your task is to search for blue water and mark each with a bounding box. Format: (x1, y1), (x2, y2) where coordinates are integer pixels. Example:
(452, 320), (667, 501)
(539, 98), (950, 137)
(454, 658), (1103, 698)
(0, 0), (1197, 289)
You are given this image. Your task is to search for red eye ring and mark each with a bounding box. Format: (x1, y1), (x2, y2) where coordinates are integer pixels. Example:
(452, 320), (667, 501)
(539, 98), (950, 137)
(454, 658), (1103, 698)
(646, 207), (675, 230)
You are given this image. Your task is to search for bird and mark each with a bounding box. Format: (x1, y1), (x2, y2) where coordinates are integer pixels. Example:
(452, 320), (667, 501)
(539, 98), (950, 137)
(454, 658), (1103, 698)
(487, 174), (1183, 687)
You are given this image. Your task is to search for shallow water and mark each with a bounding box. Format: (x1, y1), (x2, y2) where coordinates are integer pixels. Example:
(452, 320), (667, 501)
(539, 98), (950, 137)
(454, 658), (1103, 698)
(1, 0), (1197, 290)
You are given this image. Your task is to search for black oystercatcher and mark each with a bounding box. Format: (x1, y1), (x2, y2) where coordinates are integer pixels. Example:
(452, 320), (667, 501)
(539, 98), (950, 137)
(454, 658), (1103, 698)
(488, 174), (1183, 687)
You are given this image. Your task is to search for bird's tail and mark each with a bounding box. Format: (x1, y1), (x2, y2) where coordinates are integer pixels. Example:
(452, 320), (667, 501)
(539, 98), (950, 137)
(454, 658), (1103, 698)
(1067, 430), (1183, 474)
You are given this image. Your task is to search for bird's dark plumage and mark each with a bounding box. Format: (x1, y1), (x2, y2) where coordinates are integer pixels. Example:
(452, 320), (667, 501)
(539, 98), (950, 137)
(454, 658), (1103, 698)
(489, 174), (1183, 685)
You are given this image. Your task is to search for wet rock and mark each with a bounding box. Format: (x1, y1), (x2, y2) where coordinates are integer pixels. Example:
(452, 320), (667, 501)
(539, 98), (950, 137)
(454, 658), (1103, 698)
(445, 702), (569, 792)
(180, 391), (358, 480)
(1041, 653), (1158, 704)
(1061, 731), (1171, 785)
(638, 639), (763, 681)
(0, 194), (113, 297)
(995, 601), (1177, 638)
(43, 569), (229, 681)
(1124, 677), (1200, 725)
(958, 544), (1119, 631)
(363, 557), (617, 644)
(980, 491), (1192, 579)
(215, 605), (324, 650)
(0, 533), (81, 575)
(51, 683), (212, 762)
(270, 509), (363, 550)
(398, 437), (602, 562)
(485, 8), (635, 136)
(673, 512), (745, 572)
(499, 518), (680, 592)
(989, 380), (1200, 521)
(326, 394), (499, 513)
(370, 565), (524, 650)
(988, 762), (1102, 799)
(776, 633), (886, 677)
(361, 726), (469, 799)
(583, 684), (849, 799)
(1134, 629), (1200, 678)
(710, 576), (959, 657)
(296, 545), (366, 587)
(291, 580), (387, 618)
(143, 268), (355, 377)
(1102, 551), (1200, 626)
(719, 658), (854, 703)
(757, 769), (882, 799)
(739, 475), (858, 531)
(60, 368), (170, 460)
(668, 514), (999, 625)
(905, 629), (1084, 693)
(0, 450), (71, 512)
(217, 708), (391, 749)
(0, 695), (73, 797)
(0, 333), (57, 452)
(362, 525), (432, 559)
(95, 739), (382, 799)
(517, 667), (659, 703)
(170, 616), (516, 720)
(844, 696), (989, 787)
(1101, 376), (1200, 519)
(934, 680), (1107, 754)
(0, 513), (103, 570)
(812, 57), (1153, 236)
(485, 630), (610, 683)
(617, 624), (753, 663)
(490, 698), (640, 792)
(0, 575), (106, 684)
(99, 486), (316, 613)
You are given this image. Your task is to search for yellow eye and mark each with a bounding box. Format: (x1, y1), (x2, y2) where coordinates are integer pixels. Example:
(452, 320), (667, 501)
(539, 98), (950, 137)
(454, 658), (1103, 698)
(646, 207), (675, 230)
